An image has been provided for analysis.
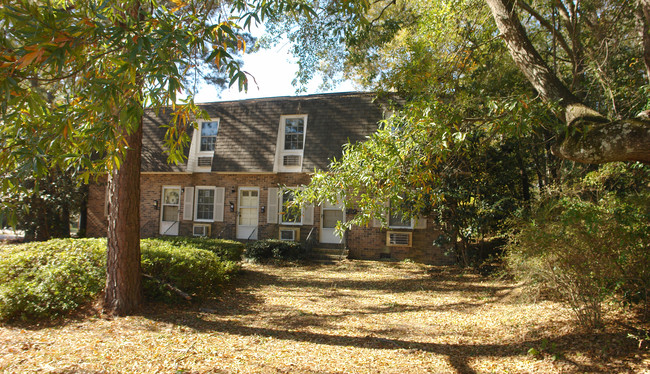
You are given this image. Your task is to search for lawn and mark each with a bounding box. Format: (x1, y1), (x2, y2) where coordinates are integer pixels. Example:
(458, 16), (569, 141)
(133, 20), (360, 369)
(1, 260), (648, 373)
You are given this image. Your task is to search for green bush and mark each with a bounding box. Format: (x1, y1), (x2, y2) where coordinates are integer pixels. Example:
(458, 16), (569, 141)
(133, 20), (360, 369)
(153, 236), (244, 262)
(244, 239), (304, 262)
(506, 192), (650, 329)
(0, 237), (243, 321)
(141, 238), (240, 301)
(0, 238), (106, 321)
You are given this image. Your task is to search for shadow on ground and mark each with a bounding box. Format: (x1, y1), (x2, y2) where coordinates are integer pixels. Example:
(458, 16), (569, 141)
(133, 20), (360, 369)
(139, 264), (646, 374)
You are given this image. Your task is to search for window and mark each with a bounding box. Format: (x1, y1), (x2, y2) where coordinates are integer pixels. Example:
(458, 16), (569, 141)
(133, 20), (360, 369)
(199, 121), (219, 152)
(195, 187), (215, 221)
(275, 115), (308, 172)
(280, 189), (301, 224)
(388, 201), (413, 229)
(284, 117), (304, 150)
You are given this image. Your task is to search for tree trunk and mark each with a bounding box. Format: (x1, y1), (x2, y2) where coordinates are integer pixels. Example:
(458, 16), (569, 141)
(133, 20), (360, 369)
(104, 121), (143, 316)
(485, 0), (650, 164)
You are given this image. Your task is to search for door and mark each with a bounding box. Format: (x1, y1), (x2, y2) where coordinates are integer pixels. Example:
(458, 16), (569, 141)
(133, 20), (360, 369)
(160, 186), (181, 235)
(320, 200), (344, 244)
(236, 187), (259, 240)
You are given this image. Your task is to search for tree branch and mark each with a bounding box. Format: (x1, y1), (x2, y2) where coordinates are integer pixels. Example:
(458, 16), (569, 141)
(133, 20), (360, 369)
(516, 0), (573, 58)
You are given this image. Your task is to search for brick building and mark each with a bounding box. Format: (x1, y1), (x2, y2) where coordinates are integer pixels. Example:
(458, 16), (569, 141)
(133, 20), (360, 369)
(86, 92), (453, 264)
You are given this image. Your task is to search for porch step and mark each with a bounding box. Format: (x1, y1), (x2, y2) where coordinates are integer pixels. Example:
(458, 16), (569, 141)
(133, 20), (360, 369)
(308, 247), (349, 264)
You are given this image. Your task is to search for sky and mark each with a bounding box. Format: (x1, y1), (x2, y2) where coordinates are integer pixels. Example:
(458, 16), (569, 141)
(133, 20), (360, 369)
(193, 36), (357, 103)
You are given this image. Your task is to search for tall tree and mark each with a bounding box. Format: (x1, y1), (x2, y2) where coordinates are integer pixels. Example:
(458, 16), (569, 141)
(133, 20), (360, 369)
(0, 0), (312, 315)
(484, 0), (650, 163)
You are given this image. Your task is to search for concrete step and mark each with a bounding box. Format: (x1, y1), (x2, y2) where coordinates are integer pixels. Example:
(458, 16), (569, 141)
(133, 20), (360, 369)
(308, 247), (349, 263)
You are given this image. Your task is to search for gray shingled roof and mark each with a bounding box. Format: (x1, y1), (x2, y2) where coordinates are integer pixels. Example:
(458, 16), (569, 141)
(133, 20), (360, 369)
(141, 92), (394, 173)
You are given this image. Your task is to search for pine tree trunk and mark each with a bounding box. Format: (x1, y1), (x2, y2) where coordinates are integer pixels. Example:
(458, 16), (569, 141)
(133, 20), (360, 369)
(104, 121), (143, 316)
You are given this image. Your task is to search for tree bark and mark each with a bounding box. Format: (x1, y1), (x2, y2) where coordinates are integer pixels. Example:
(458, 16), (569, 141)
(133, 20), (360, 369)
(485, 0), (650, 164)
(104, 121), (143, 316)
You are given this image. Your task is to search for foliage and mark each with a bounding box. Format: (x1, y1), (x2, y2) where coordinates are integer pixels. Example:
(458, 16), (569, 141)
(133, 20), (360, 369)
(506, 164), (650, 329)
(244, 239), (304, 262)
(1, 167), (86, 241)
(0, 237), (243, 321)
(140, 238), (241, 301)
(0, 0), (314, 221)
(0, 238), (106, 321)
(153, 236), (244, 262)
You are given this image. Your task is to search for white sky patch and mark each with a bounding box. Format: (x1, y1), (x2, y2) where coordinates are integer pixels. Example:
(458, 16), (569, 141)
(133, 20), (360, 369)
(194, 35), (356, 103)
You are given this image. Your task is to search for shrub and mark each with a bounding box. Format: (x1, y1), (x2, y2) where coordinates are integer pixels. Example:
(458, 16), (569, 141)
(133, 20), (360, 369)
(244, 239), (304, 263)
(506, 193), (650, 329)
(0, 237), (243, 321)
(0, 238), (106, 321)
(153, 236), (244, 262)
(141, 238), (241, 301)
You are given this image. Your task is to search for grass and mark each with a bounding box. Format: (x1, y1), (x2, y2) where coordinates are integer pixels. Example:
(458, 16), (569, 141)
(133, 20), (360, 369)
(1, 260), (648, 373)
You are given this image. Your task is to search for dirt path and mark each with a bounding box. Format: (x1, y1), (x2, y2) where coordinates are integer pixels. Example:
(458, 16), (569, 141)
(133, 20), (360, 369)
(1, 261), (648, 373)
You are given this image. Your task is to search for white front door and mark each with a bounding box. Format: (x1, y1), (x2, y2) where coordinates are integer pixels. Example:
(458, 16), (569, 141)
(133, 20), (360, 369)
(320, 200), (344, 244)
(160, 186), (181, 235)
(236, 188), (259, 240)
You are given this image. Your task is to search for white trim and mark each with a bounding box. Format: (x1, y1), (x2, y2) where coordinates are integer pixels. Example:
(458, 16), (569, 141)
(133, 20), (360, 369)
(187, 118), (219, 172)
(274, 114), (308, 172)
(194, 186), (217, 222)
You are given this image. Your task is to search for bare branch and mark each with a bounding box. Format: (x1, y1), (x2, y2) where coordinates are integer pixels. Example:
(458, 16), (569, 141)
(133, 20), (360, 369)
(516, 0), (573, 58)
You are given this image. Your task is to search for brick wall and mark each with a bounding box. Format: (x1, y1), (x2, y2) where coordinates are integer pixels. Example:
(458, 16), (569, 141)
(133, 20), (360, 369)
(86, 171), (453, 265)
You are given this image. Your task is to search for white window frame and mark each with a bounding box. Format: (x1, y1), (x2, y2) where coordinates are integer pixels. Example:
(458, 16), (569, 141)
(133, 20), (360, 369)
(194, 186), (216, 222)
(275, 114), (308, 172)
(279, 188), (302, 225)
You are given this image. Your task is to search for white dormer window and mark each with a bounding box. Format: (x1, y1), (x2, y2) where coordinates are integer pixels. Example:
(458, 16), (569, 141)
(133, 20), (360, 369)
(274, 115), (308, 172)
(187, 119), (219, 172)
(200, 121), (219, 151)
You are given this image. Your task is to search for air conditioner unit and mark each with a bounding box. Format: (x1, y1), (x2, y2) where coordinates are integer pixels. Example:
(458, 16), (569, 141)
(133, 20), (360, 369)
(197, 156), (213, 167)
(193, 224), (211, 237)
(283, 155), (301, 166)
(279, 227), (299, 241)
(386, 231), (412, 247)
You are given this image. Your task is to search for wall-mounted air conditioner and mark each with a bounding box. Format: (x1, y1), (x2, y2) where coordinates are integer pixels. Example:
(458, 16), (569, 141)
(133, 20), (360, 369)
(193, 224), (211, 237)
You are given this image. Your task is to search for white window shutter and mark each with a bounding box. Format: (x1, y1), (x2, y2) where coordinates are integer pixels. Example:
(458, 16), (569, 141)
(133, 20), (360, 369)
(302, 204), (314, 225)
(414, 217), (427, 229)
(214, 187), (225, 222)
(267, 187), (279, 223)
(183, 187), (194, 221)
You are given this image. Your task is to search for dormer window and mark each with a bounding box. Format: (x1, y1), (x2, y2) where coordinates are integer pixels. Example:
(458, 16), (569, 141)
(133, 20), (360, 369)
(284, 118), (304, 150)
(200, 121), (219, 151)
(187, 119), (219, 172)
(275, 114), (308, 172)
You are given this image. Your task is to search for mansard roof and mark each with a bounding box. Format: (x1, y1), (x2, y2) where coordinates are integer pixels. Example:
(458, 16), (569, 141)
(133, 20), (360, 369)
(141, 91), (396, 173)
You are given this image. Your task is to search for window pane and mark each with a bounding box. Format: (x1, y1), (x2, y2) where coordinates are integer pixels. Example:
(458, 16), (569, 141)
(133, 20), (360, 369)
(389, 212), (411, 227)
(196, 189), (215, 220)
(323, 210), (343, 228)
(201, 122), (219, 136)
(200, 122), (218, 151)
(284, 118), (304, 150)
(200, 137), (216, 151)
(162, 206), (179, 222)
(281, 190), (301, 223)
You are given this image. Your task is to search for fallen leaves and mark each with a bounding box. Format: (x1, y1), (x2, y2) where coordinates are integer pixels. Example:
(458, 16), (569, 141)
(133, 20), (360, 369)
(0, 261), (648, 373)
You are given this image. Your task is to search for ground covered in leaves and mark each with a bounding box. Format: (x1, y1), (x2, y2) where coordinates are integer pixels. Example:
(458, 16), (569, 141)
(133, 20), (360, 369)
(1, 261), (648, 373)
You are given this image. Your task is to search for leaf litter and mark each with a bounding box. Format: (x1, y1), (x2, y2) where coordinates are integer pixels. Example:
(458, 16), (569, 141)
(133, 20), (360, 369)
(1, 260), (648, 373)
